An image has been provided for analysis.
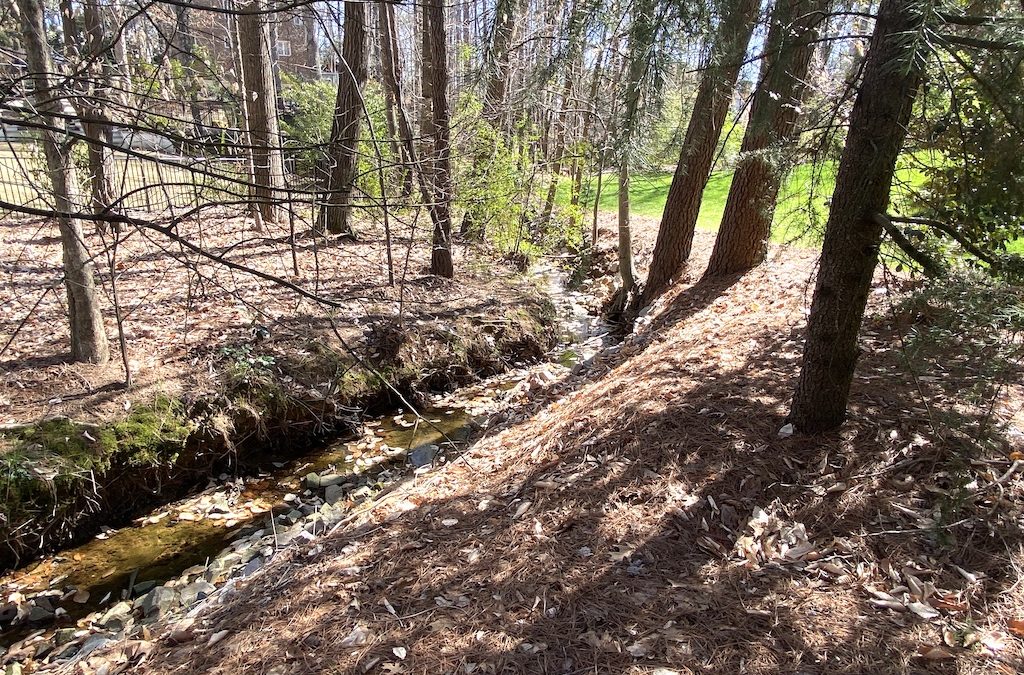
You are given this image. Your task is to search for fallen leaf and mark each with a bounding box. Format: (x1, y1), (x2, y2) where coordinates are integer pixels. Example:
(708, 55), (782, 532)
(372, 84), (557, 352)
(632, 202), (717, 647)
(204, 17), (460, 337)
(340, 624), (373, 647)
(916, 645), (955, 660)
(908, 601), (940, 620)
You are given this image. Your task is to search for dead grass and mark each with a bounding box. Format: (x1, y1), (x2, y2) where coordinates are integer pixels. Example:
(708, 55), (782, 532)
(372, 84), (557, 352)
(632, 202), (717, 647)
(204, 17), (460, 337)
(40, 218), (1024, 674)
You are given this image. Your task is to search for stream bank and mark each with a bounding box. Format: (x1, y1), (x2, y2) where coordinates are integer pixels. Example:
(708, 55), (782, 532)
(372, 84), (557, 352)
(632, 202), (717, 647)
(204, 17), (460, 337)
(0, 279), (556, 575)
(0, 263), (613, 672)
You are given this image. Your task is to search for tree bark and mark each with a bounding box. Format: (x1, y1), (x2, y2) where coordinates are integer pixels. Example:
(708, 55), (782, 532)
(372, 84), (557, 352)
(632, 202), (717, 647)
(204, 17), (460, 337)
(173, 3), (205, 135)
(80, 0), (117, 219)
(484, 0), (523, 127)
(321, 1), (368, 236)
(640, 0), (760, 305)
(617, 161), (638, 291)
(540, 70), (575, 225)
(425, 0), (454, 278)
(377, 1), (414, 197)
(18, 0), (109, 364)
(237, 0), (285, 225)
(788, 0), (925, 432)
(705, 0), (828, 277)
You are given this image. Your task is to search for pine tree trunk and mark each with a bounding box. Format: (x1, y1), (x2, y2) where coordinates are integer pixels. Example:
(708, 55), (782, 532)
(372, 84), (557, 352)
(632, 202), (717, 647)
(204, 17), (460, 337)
(237, 0), (285, 225)
(788, 0), (924, 432)
(321, 1), (368, 236)
(640, 0), (759, 304)
(705, 0), (828, 277)
(425, 0), (454, 278)
(18, 0), (109, 364)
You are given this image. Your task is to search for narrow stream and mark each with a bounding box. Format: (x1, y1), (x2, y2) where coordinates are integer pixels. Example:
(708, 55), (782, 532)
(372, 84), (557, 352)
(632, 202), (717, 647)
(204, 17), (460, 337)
(0, 265), (613, 662)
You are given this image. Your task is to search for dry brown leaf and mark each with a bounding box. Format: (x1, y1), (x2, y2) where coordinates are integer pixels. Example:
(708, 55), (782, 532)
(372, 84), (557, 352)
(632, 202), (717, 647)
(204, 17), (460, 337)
(916, 645), (955, 660)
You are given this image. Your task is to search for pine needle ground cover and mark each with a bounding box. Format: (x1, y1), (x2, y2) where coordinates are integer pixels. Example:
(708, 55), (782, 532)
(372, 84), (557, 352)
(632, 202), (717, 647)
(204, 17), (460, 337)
(100, 223), (1024, 675)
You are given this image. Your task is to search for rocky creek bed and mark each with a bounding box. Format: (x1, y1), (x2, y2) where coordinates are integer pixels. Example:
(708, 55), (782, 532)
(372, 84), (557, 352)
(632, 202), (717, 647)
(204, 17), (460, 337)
(0, 264), (612, 674)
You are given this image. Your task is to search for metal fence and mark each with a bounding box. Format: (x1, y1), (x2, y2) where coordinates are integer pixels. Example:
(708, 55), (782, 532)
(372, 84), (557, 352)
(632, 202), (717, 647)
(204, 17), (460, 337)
(0, 137), (251, 218)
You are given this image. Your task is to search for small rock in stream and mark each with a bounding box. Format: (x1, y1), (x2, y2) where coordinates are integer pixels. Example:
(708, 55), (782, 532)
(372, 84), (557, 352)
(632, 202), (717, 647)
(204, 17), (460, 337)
(27, 605), (54, 623)
(324, 484), (344, 505)
(239, 557), (264, 577)
(131, 580), (157, 596)
(179, 579), (216, 606)
(139, 587), (178, 617)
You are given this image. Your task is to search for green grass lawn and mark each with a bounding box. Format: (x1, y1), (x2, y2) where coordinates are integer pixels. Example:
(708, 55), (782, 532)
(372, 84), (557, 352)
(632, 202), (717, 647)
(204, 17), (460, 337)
(557, 159), (931, 248)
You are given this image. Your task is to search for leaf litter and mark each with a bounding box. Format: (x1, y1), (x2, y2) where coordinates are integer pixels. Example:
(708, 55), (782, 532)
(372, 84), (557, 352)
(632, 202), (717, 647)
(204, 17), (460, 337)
(49, 223), (1024, 674)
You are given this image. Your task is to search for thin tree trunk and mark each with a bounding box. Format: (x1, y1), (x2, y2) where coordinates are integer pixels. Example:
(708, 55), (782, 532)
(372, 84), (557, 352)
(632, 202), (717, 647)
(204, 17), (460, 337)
(321, 1), (368, 236)
(705, 0), (829, 277)
(18, 0), (109, 364)
(788, 0), (925, 432)
(540, 71), (574, 225)
(378, 1), (414, 197)
(572, 34), (608, 239)
(237, 0), (285, 225)
(425, 0), (454, 278)
(484, 0), (523, 127)
(640, 0), (760, 305)
(617, 161), (638, 291)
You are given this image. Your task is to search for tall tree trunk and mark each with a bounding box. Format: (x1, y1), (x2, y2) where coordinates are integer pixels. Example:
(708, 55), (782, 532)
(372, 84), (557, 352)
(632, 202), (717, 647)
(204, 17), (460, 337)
(17, 0), (109, 364)
(377, 1), (414, 197)
(572, 33), (608, 240)
(617, 162), (638, 291)
(237, 0), (285, 225)
(65, 0), (119, 221)
(540, 70), (574, 225)
(788, 0), (925, 432)
(80, 1), (117, 218)
(611, 0), (650, 305)
(705, 0), (828, 277)
(173, 4), (205, 135)
(425, 0), (454, 278)
(229, 7), (264, 229)
(484, 0), (522, 127)
(640, 0), (760, 305)
(378, 0), (446, 254)
(321, 0), (368, 236)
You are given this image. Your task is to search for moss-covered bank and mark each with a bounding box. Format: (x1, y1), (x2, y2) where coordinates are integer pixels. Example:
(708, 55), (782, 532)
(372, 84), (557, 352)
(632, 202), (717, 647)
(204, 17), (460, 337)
(0, 294), (555, 571)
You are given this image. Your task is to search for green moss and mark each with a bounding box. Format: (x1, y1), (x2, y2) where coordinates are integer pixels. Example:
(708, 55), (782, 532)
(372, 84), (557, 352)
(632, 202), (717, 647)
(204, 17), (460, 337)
(0, 398), (193, 515)
(110, 398), (192, 466)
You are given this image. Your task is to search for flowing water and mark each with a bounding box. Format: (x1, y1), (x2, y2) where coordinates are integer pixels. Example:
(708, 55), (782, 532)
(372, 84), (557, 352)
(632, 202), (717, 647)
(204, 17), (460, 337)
(0, 265), (612, 652)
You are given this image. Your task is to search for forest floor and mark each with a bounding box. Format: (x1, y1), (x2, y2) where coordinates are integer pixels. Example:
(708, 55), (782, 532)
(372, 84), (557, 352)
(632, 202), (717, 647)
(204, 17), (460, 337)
(0, 208), (557, 570)
(73, 215), (1024, 674)
(0, 209), (551, 426)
